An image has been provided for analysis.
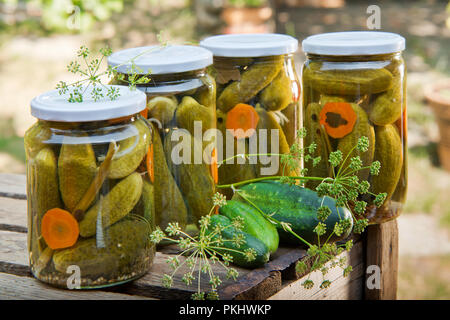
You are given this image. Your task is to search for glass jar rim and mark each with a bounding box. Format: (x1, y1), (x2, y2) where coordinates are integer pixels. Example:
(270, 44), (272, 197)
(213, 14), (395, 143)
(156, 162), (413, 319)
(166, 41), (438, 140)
(200, 33), (298, 57)
(30, 85), (146, 122)
(302, 31), (405, 56)
(108, 45), (213, 75)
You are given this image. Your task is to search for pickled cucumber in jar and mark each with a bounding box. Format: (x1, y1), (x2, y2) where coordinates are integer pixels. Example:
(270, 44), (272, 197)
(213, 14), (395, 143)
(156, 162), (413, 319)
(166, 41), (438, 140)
(301, 31), (407, 224)
(200, 34), (300, 195)
(27, 85), (155, 288)
(107, 45), (217, 228)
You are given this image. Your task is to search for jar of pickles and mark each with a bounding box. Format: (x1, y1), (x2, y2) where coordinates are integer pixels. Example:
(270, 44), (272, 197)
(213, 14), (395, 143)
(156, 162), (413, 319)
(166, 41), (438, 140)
(301, 31), (407, 224)
(108, 45), (217, 230)
(200, 34), (300, 199)
(26, 85), (155, 288)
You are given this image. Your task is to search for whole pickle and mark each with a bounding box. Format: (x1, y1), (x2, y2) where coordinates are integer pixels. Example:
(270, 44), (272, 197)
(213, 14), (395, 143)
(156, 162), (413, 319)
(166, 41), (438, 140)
(280, 103), (299, 147)
(131, 178), (155, 230)
(147, 96), (178, 127)
(303, 61), (393, 95)
(217, 110), (257, 199)
(336, 104), (375, 181)
(53, 219), (151, 278)
(319, 95), (348, 105)
(260, 69), (293, 111)
(175, 96), (215, 135)
(108, 119), (150, 179)
(213, 57), (254, 85)
(390, 159), (407, 204)
(368, 80), (403, 126)
(28, 147), (62, 265)
(31, 148), (62, 220)
(79, 172), (143, 237)
(164, 130), (215, 224)
(304, 103), (331, 189)
(255, 105), (291, 177)
(217, 56), (284, 112)
(58, 136), (97, 213)
(194, 73), (216, 108)
(370, 124), (403, 201)
(151, 123), (187, 230)
(384, 57), (405, 78)
(24, 121), (52, 159)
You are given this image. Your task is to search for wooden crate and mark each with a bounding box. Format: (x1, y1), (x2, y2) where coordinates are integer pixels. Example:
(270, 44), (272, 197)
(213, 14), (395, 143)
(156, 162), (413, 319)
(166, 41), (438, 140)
(0, 173), (397, 300)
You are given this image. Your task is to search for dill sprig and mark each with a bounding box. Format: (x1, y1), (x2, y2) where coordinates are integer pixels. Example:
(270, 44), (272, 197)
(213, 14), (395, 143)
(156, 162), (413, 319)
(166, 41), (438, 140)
(149, 192), (255, 300)
(56, 33), (168, 103)
(216, 129), (387, 290)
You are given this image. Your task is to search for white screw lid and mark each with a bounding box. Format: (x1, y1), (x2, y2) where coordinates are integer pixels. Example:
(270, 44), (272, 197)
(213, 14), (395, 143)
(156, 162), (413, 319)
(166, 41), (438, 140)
(107, 45), (213, 75)
(302, 31), (405, 56)
(30, 85), (146, 122)
(199, 33), (298, 57)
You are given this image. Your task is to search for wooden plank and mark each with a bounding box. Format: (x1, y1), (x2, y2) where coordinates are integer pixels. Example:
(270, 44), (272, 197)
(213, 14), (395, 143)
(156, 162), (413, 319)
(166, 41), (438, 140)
(0, 229), (250, 300)
(219, 248), (306, 300)
(0, 174), (27, 199)
(0, 174), (370, 300)
(0, 197), (28, 232)
(268, 240), (364, 300)
(0, 230), (29, 271)
(365, 219), (398, 300)
(121, 251), (250, 299)
(0, 273), (153, 300)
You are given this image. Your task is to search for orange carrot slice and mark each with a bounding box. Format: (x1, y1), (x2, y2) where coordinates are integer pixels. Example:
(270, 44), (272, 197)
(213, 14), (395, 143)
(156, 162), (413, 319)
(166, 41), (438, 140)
(210, 148), (218, 184)
(146, 144), (154, 183)
(140, 108), (148, 119)
(226, 103), (259, 139)
(41, 208), (79, 250)
(319, 102), (357, 138)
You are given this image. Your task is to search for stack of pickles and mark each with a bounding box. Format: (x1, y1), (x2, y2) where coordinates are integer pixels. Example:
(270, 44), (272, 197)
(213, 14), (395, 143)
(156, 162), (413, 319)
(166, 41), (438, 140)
(302, 32), (407, 223)
(26, 86), (155, 288)
(108, 45), (217, 229)
(200, 34), (300, 198)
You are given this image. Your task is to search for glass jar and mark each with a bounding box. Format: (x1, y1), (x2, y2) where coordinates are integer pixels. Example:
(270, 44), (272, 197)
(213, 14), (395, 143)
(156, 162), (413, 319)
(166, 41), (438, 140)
(200, 34), (301, 199)
(26, 85), (155, 288)
(108, 45), (216, 230)
(301, 31), (407, 224)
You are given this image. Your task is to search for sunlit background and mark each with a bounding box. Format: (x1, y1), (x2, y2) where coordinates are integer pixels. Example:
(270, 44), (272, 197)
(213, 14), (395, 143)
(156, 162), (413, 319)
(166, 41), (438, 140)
(0, 0), (449, 299)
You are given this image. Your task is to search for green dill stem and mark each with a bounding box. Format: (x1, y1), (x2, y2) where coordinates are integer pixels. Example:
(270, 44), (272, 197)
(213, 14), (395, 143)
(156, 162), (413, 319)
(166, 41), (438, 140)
(199, 206), (216, 240)
(217, 153), (285, 167)
(202, 248), (218, 290)
(340, 164), (372, 178)
(216, 175), (325, 189)
(208, 246), (251, 256)
(335, 144), (358, 178)
(166, 248), (197, 283)
(204, 247), (230, 269)
(324, 228), (336, 245)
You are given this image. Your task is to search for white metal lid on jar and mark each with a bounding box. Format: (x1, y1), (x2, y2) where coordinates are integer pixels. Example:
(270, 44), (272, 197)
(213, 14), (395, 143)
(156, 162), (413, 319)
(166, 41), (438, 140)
(107, 45), (213, 75)
(199, 33), (299, 57)
(302, 31), (405, 56)
(30, 85), (146, 122)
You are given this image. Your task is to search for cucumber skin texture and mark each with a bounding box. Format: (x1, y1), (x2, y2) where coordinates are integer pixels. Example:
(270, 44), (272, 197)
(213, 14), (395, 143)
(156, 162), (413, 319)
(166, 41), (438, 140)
(219, 200), (279, 254)
(233, 181), (353, 246)
(208, 215), (269, 269)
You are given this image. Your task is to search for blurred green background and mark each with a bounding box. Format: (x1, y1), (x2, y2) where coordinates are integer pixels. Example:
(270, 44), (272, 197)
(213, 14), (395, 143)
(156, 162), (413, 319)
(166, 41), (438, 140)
(0, 0), (449, 299)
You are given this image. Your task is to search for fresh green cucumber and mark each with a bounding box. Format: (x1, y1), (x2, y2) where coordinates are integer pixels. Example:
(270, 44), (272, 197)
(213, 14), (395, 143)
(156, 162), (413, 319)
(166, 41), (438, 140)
(219, 200), (279, 254)
(207, 215), (269, 269)
(233, 181), (353, 246)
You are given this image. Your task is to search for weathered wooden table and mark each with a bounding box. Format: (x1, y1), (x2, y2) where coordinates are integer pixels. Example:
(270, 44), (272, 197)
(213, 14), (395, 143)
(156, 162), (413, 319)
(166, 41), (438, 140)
(0, 173), (398, 300)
